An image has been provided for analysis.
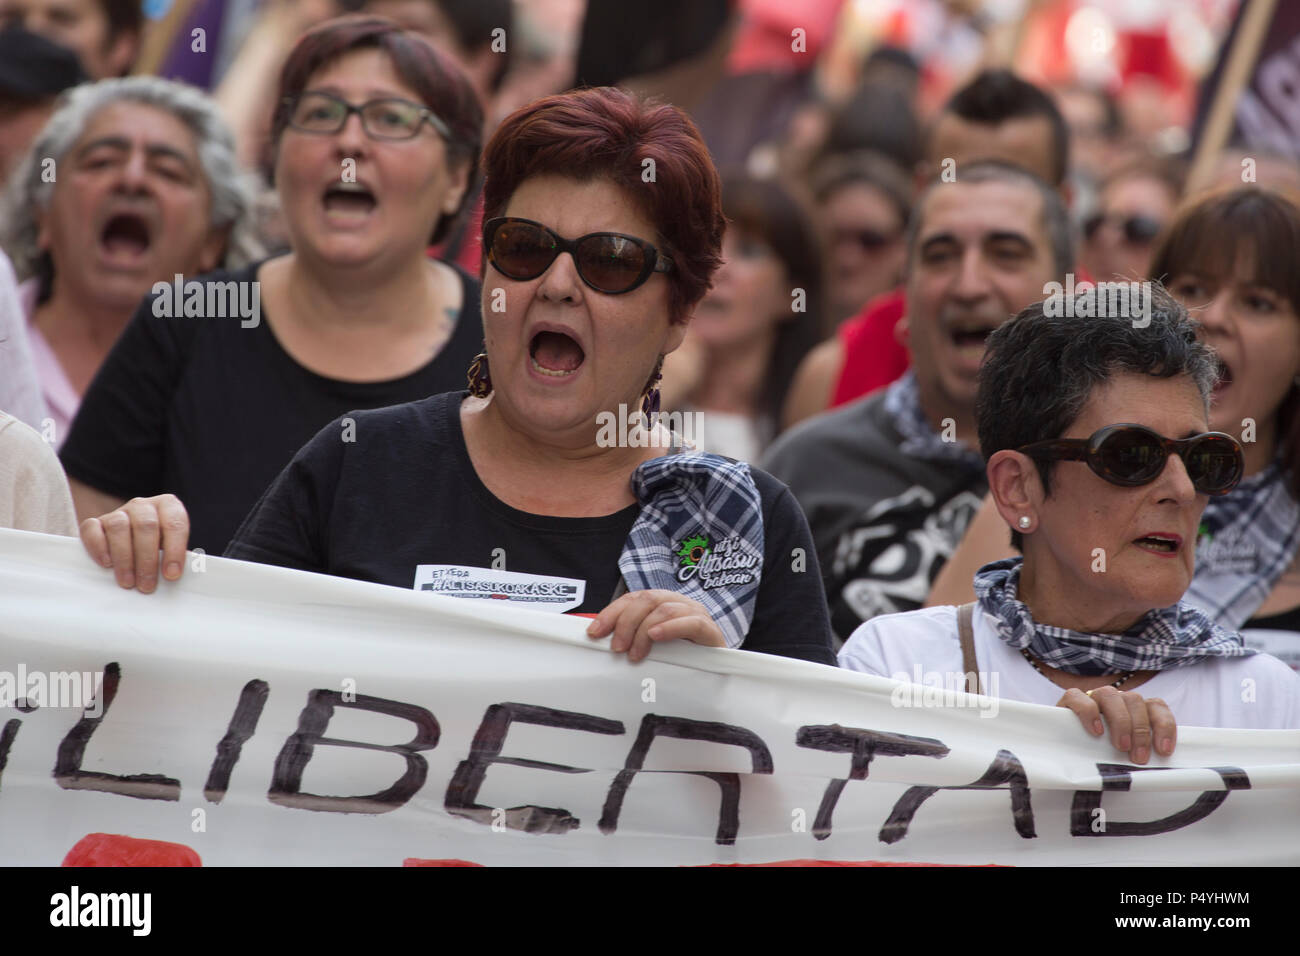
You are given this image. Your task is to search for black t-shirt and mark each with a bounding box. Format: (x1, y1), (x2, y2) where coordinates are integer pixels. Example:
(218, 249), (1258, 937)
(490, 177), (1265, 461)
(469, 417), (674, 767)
(763, 389), (987, 642)
(60, 258), (484, 554)
(224, 391), (837, 666)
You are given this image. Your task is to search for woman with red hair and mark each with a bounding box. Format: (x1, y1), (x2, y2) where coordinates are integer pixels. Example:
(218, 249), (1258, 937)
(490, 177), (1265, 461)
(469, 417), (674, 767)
(81, 85), (837, 666)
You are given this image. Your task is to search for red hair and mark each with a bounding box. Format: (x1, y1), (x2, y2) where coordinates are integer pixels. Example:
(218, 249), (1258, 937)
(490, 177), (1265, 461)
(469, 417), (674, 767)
(482, 87), (724, 323)
(271, 15), (483, 244)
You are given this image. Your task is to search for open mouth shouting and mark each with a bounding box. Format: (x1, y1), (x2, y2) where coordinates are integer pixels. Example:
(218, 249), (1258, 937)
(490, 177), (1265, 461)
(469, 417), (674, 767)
(1132, 532), (1183, 557)
(322, 181), (378, 223)
(98, 211), (152, 265)
(528, 325), (585, 379)
(946, 318), (1003, 364)
(1211, 356), (1233, 401)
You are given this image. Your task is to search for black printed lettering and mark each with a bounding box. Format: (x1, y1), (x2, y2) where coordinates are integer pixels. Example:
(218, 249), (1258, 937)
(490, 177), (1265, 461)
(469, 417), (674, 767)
(0, 718), (19, 791)
(53, 662), (181, 801)
(204, 679), (269, 803)
(880, 748), (1036, 844)
(794, 725), (949, 840)
(1069, 763), (1251, 836)
(269, 689), (439, 813)
(445, 703), (624, 833)
(600, 715), (774, 845)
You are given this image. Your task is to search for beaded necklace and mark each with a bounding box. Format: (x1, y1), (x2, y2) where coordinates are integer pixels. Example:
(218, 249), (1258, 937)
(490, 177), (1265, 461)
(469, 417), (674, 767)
(1019, 648), (1136, 689)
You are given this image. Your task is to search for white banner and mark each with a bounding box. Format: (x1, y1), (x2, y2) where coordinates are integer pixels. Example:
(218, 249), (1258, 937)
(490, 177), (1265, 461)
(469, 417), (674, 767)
(0, 529), (1296, 866)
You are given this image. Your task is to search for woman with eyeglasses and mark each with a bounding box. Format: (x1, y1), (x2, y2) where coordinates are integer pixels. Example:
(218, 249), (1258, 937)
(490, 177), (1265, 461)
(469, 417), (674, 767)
(67, 16), (484, 558)
(81, 84), (838, 667)
(842, 289), (1299, 752)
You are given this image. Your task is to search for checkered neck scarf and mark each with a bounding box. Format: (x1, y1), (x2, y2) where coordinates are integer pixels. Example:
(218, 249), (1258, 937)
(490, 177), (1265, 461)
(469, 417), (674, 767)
(1184, 458), (1300, 629)
(619, 453), (764, 649)
(883, 371), (986, 469)
(973, 557), (1254, 675)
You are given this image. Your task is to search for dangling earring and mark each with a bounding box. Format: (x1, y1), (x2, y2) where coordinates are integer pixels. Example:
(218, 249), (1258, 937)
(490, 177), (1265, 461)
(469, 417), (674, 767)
(641, 356), (663, 419)
(467, 349), (492, 397)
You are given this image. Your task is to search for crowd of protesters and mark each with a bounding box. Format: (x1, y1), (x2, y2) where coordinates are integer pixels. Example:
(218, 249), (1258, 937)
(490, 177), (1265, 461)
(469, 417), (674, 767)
(0, 0), (1296, 769)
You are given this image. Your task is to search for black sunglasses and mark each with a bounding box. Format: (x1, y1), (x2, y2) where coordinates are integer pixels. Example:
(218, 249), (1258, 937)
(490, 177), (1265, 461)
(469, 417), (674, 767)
(1083, 213), (1164, 245)
(1018, 424), (1244, 495)
(483, 217), (673, 294)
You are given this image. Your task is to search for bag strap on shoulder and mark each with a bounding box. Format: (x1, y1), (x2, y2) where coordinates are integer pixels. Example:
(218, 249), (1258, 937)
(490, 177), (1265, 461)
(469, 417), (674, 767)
(957, 601), (982, 695)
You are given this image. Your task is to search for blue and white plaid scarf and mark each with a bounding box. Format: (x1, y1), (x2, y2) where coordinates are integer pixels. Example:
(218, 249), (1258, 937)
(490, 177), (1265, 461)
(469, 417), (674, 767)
(1184, 458), (1300, 629)
(973, 557), (1254, 675)
(618, 453), (763, 649)
(883, 371), (986, 469)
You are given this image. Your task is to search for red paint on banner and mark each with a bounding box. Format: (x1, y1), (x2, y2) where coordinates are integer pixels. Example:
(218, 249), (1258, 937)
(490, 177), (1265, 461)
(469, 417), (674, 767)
(403, 858), (485, 867)
(62, 833), (202, 867)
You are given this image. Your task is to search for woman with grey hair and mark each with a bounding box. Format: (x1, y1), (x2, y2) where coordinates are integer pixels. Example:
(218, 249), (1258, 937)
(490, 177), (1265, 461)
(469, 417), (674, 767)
(1, 74), (263, 447)
(842, 288), (1299, 754)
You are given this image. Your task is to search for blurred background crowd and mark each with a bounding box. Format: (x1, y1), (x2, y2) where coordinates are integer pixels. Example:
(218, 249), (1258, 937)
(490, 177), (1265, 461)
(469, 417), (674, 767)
(0, 0), (1275, 459)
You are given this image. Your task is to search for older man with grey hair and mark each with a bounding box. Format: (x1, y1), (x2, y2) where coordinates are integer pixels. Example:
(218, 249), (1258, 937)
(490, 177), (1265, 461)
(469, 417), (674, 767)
(763, 160), (1073, 643)
(1, 75), (262, 447)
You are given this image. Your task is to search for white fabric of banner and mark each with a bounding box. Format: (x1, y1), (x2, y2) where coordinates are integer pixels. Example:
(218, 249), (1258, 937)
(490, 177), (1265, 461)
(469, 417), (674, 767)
(0, 529), (1296, 866)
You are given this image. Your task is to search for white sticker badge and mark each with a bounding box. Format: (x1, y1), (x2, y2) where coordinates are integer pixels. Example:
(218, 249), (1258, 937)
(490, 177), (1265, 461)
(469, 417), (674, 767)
(413, 565), (586, 613)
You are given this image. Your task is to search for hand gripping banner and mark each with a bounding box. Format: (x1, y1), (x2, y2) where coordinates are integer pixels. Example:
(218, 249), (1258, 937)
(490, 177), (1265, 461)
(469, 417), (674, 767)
(0, 530), (1296, 866)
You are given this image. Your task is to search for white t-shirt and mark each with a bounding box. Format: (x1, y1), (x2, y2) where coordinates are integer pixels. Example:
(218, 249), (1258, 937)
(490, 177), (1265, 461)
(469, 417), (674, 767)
(839, 605), (1300, 729)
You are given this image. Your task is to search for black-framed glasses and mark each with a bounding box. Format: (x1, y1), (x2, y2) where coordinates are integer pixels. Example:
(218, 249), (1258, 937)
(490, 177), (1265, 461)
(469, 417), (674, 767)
(483, 217), (674, 294)
(1083, 213), (1164, 245)
(1018, 424), (1244, 495)
(283, 91), (449, 141)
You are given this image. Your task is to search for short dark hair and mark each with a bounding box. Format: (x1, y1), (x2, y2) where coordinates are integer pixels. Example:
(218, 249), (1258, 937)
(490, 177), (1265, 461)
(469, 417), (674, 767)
(1098, 153), (1185, 202)
(482, 86), (724, 325)
(272, 15), (483, 245)
(861, 45), (920, 81)
(905, 160), (1074, 281)
(822, 81), (921, 172)
(939, 69), (1070, 187)
(809, 149), (911, 226)
(977, 284), (1216, 549)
